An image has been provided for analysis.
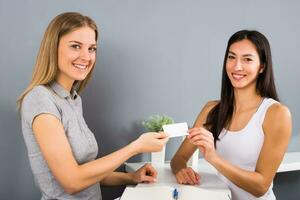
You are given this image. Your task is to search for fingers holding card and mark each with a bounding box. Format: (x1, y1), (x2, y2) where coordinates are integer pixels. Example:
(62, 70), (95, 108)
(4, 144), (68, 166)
(163, 122), (188, 138)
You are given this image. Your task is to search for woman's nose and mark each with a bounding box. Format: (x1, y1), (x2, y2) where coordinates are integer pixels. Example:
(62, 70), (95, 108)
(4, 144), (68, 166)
(233, 59), (243, 70)
(79, 49), (91, 61)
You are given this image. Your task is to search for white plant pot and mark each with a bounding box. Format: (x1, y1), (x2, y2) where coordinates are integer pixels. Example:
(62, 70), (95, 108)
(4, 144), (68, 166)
(151, 146), (165, 169)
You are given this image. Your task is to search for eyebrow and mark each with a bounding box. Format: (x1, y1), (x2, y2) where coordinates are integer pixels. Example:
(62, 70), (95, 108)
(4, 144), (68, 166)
(228, 51), (254, 57)
(69, 40), (97, 46)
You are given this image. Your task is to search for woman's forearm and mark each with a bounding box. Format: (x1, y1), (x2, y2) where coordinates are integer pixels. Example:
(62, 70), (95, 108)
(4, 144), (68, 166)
(101, 172), (134, 186)
(170, 155), (188, 174)
(65, 141), (139, 194)
(209, 155), (270, 197)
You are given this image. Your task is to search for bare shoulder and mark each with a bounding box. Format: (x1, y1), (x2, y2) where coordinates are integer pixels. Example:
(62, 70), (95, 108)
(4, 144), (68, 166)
(263, 102), (292, 137)
(265, 102), (291, 122)
(194, 100), (219, 127)
(203, 100), (219, 112)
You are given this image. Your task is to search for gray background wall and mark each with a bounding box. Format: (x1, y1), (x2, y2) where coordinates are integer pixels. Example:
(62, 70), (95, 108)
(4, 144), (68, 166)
(0, 0), (299, 199)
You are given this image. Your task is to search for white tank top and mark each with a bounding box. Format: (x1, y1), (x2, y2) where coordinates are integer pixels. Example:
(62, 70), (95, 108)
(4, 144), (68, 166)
(216, 98), (278, 200)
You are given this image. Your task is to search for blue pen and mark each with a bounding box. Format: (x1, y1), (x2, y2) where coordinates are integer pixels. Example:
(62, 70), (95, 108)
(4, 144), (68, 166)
(172, 188), (178, 200)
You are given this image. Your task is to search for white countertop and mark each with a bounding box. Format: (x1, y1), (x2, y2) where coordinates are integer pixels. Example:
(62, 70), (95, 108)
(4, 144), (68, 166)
(126, 152), (300, 174)
(277, 152), (300, 172)
(125, 159), (231, 200)
(123, 152), (299, 200)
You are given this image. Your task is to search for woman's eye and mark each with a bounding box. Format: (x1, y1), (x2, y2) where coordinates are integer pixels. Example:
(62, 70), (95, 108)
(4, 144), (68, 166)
(245, 58), (253, 62)
(227, 55), (235, 59)
(89, 47), (97, 53)
(71, 44), (81, 49)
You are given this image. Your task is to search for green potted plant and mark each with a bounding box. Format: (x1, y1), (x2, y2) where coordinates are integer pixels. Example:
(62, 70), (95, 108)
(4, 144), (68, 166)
(142, 114), (174, 132)
(142, 114), (174, 168)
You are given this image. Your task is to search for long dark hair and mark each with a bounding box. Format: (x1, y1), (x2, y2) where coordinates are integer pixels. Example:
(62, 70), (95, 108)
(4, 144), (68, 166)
(204, 30), (279, 146)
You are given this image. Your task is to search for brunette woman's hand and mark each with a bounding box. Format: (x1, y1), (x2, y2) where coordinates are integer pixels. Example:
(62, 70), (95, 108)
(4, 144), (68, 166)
(131, 163), (158, 184)
(133, 132), (169, 153)
(187, 127), (217, 162)
(175, 167), (200, 185)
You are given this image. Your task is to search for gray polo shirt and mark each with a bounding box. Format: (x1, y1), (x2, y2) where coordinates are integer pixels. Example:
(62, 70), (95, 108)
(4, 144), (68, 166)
(21, 81), (102, 200)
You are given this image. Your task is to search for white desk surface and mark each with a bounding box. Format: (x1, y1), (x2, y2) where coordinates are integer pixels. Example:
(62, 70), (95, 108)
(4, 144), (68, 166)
(277, 152), (300, 172)
(125, 152), (300, 173)
(125, 159), (231, 199)
(124, 152), (299, 200)
(126, 152), (300, 174)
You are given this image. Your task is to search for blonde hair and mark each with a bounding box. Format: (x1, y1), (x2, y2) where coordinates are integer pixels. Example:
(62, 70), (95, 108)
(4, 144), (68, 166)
(17, 12), (98, 108)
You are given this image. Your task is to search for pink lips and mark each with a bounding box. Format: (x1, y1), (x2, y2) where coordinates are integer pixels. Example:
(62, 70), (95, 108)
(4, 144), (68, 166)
(73, 63), (88, 71)
(232, 73), (246, 81)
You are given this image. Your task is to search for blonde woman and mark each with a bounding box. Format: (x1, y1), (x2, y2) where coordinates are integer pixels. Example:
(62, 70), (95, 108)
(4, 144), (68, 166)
(18, 12), (169, 200)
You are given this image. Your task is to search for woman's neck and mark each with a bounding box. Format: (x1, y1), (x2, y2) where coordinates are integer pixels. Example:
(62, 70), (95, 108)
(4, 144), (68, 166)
(233, 87), (262, 112)
(55, 76), (74, 92)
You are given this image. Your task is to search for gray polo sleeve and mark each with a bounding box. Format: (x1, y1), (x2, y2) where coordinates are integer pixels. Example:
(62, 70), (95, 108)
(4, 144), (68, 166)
(21, 86), (61, 128)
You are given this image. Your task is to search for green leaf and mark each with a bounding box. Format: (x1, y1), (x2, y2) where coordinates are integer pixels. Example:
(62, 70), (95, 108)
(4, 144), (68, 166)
(142, 114), (174, 132)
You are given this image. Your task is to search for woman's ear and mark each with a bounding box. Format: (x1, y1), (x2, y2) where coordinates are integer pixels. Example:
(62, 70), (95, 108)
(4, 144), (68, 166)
(259, 65), (264, 73)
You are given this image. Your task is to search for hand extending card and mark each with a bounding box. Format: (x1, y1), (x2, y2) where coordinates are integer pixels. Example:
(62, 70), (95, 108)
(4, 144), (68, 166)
(162, 122), (188, 138)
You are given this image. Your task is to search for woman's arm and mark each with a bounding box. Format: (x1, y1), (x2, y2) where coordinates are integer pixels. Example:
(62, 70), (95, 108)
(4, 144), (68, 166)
(32, 114), (168, 194)
(188, 103), (292, 197)
(99, 172), (134, 186)
(170, 101), (218, 184)
(101, 163), (158, 186)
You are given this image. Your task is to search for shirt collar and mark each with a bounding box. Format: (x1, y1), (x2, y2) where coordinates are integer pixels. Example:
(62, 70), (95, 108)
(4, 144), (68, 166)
(49, 81), (78, 99)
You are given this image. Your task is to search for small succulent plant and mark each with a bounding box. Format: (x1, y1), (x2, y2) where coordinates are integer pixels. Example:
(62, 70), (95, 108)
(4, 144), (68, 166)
(142, 114), (174, 132)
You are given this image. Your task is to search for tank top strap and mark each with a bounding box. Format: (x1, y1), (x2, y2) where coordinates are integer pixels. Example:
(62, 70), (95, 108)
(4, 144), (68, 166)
(255, 98), (279, 125)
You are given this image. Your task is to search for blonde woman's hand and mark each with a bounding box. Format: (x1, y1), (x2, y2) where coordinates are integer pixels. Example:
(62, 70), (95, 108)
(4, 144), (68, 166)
(187, 127), (217, 162)
(175, 167), (200, 185)
(133, 132), (169, 153)
(131, 163), (158, 184)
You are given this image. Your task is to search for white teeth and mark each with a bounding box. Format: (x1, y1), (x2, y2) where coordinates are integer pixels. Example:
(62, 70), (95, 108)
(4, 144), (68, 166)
(232, 74), (245, 80)
(74, 64), (87, 70)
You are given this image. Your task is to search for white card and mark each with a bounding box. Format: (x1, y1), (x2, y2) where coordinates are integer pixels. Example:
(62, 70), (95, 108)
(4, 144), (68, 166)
(163, 122), (188, 138)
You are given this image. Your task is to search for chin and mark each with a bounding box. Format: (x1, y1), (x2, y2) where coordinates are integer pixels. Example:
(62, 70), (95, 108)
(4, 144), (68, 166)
(230, 81), (246, 89)
(72, 73), (90, 81)
(75, 77), (88, 81)
(232, 82), (254, 90)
